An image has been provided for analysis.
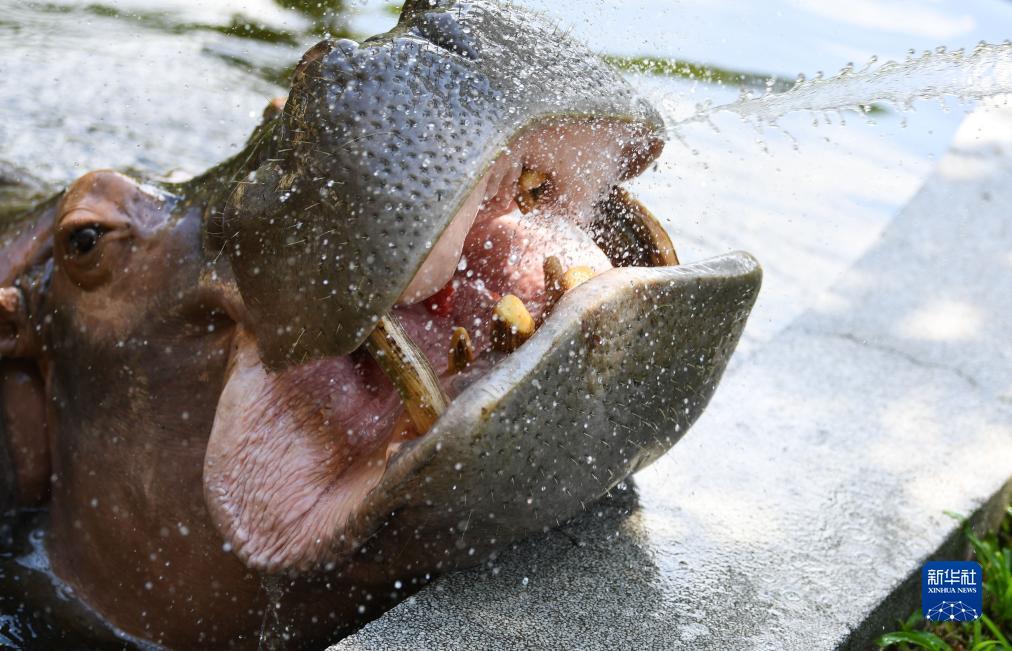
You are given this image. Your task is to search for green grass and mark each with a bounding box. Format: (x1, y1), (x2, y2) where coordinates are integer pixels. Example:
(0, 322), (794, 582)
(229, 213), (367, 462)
(878, 505), (1012, 651)
(603, 55), (797, 91)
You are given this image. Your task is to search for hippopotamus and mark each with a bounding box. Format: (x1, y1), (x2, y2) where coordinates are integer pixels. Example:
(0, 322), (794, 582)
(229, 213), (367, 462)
(0, 0), (760, 647)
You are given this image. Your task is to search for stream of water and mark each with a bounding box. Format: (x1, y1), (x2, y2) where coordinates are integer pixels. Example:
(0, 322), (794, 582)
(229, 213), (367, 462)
(671, 41), (1012, 131)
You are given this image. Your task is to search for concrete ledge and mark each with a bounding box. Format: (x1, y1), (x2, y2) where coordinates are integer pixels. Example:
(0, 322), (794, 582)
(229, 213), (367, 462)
(332, 108), (1012, 650)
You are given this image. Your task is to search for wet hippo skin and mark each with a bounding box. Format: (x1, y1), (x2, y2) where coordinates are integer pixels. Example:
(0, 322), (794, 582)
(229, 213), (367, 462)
(0, 1), (760, 648)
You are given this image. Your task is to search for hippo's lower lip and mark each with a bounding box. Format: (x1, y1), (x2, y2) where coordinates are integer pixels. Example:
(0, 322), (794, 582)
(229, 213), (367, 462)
(204, 120), (762, 575)
(356, 252), (760, 565)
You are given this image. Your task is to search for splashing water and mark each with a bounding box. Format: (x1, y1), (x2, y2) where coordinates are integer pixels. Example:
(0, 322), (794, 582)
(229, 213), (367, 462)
(663, 41), (1012, 133)
(258, 576), (289, 651)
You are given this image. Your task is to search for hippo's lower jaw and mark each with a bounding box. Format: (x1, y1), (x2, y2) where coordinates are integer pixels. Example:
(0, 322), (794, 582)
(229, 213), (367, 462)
(204, 119), (762, 576)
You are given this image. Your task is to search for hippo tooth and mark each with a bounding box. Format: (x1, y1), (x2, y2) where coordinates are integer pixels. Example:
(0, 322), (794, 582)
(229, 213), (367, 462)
(447, 326), (475, 374)
(542, 255), (565, 306)
(514, 168), (550, 214)
(591, 186), (680, 268)
(365, 315), (449, 434)
(541, 256), (595, 321)
(489, 294), (536, 353)
(562, 266), (596, 289)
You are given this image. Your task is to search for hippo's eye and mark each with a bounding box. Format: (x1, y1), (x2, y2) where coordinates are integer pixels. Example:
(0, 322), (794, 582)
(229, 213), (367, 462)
(67, 225), (104, 256)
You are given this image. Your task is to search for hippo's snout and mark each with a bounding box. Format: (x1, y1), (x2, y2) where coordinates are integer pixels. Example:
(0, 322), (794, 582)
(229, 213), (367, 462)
(222, 0), (665, 366)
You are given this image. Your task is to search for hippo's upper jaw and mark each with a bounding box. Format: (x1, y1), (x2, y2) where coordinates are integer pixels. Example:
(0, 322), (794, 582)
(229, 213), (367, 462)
(203, 0), (761, 576)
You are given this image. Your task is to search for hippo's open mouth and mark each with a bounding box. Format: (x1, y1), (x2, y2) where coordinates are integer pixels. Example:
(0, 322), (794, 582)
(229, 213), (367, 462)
(205, 117), (759, 573)
(202, 1), (761, 578)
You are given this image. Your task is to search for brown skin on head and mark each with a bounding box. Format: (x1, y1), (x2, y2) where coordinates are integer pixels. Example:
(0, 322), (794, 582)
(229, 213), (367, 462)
(0, 171), (367, 648)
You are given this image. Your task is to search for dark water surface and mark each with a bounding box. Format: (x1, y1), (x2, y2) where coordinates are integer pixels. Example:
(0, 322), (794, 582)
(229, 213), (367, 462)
(0, 511), (142, 649)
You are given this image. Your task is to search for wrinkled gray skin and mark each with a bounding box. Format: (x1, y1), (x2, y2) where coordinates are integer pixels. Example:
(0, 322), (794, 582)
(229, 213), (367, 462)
(0, 0), (760, 647)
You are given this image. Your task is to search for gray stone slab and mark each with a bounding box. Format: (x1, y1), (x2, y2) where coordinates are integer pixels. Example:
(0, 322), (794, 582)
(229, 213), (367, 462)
(332, 109), (1012, 650)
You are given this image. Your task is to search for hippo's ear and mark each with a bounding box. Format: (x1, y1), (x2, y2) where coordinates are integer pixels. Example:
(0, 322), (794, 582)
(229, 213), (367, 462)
(0, 288), (35, 358)
(0, 196), (56, 358)
(398, 0), (451, 19)
(0, 288), (49, 512)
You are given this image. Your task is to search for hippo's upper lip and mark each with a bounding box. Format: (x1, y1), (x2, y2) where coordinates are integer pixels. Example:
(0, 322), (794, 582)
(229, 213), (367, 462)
(222, 0), (664, 367)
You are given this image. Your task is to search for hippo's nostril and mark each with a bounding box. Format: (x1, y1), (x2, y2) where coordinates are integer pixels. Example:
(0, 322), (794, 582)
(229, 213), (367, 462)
(409, 11), (480, 60)
(293, 39), (336, 83)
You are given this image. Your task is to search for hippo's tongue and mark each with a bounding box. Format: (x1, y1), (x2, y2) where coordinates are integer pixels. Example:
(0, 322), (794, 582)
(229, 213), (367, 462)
(204, 212), (613, 572)
(203, 328), (400, 571)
